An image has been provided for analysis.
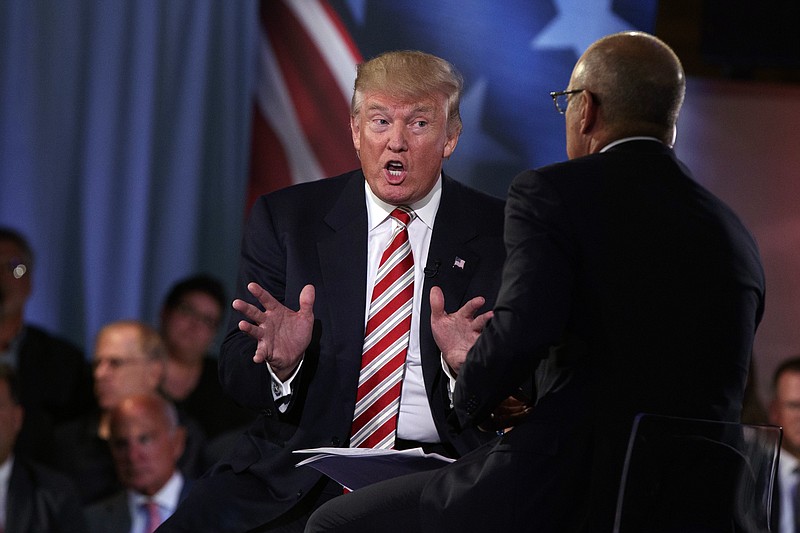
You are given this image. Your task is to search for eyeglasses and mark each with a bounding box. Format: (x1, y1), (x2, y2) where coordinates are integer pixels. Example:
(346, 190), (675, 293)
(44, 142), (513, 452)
(175, 302), (220, 330)
(549, 89), (585, 114)
(92, 356), (149, 371)
(1, 257), (28, 279)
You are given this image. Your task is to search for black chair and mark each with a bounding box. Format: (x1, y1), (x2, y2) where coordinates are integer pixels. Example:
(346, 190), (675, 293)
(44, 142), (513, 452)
(613, 413), (782, 533)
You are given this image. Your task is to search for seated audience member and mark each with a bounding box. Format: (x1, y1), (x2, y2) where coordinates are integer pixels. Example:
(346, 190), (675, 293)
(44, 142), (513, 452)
(0, 363), (88, 532)
(769, 356), (800, 533)
(0, 227), (94, 463)
(158, 275), (254, 443)
(52, 320), (205, 504)
(84, 393), (191, 533)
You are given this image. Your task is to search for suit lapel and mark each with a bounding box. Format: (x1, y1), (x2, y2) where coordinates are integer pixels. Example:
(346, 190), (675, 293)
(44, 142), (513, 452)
(420, 176), (484, 395)
(7, 461), (33, 533)
(317, 171), (368, 376)
(109, 492), (132, 530)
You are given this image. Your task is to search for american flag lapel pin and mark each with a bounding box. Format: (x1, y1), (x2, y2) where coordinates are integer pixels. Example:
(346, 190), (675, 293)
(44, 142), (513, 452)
(453, 256), (465, 269)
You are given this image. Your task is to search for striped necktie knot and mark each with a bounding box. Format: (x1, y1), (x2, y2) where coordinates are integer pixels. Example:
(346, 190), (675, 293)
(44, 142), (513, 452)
(391, 206), (414, 227)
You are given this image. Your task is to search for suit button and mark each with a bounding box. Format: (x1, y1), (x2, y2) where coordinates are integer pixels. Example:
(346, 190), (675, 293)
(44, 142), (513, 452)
(331, 437), (340, 446)
(466, 396), (478, 414)
(296, 490), (303, 498)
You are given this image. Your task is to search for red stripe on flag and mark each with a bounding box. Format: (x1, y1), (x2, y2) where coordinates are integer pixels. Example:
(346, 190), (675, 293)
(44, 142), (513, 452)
(247, 102), (292, 210)
(260, 0), (360, 178)
(248, 0), (363, 210)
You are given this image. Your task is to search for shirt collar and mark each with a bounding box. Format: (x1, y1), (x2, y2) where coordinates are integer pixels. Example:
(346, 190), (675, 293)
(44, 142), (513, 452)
(600, 136), (663, 153)
(0, 455), (14, 485)
(779, 449), (800, 477)
(364, 174), (442, 232)
(129, 471), (184, 511)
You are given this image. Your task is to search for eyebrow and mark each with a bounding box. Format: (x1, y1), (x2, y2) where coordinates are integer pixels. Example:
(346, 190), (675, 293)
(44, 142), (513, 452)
(365, 103), (435, 116)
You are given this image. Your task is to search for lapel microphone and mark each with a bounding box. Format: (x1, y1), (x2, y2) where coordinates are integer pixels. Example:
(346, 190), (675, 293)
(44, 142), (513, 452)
(424, 260), (441, 278)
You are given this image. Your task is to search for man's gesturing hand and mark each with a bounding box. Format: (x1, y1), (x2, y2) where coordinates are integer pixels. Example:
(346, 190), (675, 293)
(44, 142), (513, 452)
(232, 283), (315, 381)
(430, 286), (493, 374)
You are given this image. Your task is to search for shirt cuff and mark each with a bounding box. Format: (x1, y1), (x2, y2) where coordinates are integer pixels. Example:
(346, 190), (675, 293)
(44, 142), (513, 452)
(440, 354), (457, 409)
(267, 358), (304, 412)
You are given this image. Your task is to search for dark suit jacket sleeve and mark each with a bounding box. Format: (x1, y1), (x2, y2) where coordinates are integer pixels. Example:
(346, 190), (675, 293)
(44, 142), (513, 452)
(454, 170), (575, 426)
(218, 194), (285, 412)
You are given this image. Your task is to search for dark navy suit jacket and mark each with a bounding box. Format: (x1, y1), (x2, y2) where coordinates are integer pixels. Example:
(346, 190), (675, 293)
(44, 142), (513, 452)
(422, 141), (766, 532)
(212, 170), (506, 527)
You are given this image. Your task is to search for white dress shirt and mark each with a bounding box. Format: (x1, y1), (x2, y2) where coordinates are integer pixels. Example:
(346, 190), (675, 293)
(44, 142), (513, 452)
(128, 471), (184, 533)
(777, 449), (799, 533)
(0, 456), (13, 530)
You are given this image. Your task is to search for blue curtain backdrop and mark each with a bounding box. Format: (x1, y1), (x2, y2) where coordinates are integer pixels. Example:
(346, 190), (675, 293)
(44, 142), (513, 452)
(0, 0), (258, 350)
(0, 0), (657, 353)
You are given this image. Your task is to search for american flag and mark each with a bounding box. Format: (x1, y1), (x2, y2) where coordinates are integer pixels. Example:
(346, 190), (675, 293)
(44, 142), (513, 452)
(248, 0), (361, 210)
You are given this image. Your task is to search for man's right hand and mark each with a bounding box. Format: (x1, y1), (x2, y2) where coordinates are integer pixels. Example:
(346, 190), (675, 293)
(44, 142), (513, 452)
(232, 282), (315, 381)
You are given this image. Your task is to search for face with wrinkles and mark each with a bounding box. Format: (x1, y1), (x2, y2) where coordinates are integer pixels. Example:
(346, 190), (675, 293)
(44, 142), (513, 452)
(350, 91), (458, 206)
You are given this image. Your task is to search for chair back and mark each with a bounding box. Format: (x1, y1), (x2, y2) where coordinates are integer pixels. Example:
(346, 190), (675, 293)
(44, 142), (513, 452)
(613, 413), (782, 533)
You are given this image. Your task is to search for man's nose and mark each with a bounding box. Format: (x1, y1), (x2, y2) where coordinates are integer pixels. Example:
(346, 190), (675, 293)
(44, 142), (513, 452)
(387, 124), (408, 152)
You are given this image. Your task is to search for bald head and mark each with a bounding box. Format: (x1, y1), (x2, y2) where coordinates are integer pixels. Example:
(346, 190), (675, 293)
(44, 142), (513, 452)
(108, 393), (185, 496)
(569, 32), (685, 148)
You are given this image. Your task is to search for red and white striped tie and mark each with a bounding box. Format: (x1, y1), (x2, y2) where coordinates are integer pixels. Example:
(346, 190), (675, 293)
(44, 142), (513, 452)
(350, 206), (415, 449)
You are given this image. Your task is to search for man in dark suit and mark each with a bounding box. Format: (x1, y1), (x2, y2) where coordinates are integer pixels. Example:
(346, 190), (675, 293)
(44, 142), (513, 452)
(305, 31), (766, 533)
(0, 364), (88, 533)
(159, 50), (505, 532)
(0, 227), (94, 464)
(84, 393), (191, 533)
(768, 356), (800, 533)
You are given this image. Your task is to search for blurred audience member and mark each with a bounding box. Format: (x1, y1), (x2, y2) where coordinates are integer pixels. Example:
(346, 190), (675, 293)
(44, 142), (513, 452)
(769, 356), (800, 533)
(84, 393), (191, 533)
(0, 363), (88, 532)
(52, 320), (205, 504)
(0, 227), (93, 462)
(158, 275), (254, 442)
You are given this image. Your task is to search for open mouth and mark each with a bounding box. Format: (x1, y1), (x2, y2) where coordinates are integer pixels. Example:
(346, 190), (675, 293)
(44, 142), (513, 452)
(386, 161), (405, 176)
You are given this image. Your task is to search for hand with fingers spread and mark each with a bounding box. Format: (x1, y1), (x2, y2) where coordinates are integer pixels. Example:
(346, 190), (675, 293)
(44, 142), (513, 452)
(430, 285), (493, 375)
(232, 282), (315, 381)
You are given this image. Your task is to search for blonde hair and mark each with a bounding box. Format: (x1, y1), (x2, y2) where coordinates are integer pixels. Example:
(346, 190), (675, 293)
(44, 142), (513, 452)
(351, 50), (464, 137)
(97, 320), (167, 362)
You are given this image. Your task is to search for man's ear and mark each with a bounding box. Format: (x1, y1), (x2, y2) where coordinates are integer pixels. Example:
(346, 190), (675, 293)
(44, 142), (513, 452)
(442, 132), (459, 159)
(579, 90), (598, 134)
(350, 115), (361, 153)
